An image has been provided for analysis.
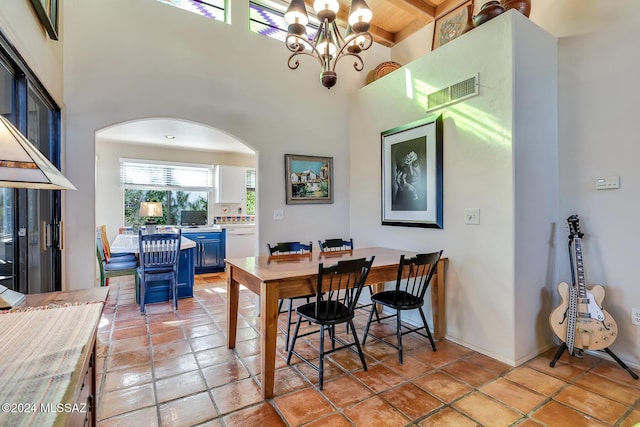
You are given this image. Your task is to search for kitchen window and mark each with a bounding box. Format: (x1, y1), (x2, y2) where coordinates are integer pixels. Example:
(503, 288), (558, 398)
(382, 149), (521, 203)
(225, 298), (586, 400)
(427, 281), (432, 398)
(120, 159), (213, 225)
(245, 169), (256, 215)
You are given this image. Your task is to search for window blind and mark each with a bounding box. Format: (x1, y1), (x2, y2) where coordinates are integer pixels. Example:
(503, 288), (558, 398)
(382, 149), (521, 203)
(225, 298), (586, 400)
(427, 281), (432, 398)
(245, 169), (256, 189)
(120, 160), (213, 191)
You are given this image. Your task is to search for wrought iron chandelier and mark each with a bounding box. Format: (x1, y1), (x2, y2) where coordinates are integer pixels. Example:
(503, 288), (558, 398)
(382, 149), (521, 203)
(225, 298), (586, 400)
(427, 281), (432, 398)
(284, 0), (374, 89)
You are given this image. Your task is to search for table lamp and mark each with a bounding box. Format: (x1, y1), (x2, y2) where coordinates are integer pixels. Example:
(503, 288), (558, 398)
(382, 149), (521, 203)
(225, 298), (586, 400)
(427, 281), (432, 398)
(139, 202), (163, 234)
(0, 114), (76, 309)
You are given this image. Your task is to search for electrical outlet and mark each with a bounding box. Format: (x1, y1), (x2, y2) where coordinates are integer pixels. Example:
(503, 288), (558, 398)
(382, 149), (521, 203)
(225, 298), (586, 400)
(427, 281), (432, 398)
(632, 308), (640, 326)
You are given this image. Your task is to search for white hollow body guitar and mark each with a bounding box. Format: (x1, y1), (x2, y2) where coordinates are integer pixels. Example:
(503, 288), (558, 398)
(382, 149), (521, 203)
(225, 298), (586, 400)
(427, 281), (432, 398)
(549, 215), (617, 353)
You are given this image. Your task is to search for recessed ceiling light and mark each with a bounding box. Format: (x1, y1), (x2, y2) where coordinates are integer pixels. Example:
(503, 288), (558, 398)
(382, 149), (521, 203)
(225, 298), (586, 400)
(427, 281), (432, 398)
(165, 135), (175, 140)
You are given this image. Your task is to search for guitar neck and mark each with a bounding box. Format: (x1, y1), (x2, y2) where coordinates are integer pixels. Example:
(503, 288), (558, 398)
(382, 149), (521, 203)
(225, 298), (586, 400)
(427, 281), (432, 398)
(573, 237), (588, 300)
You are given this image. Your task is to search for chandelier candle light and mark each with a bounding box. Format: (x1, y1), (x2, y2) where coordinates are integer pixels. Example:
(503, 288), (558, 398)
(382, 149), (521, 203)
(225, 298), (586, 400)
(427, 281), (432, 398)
(284, 0), (374, 89)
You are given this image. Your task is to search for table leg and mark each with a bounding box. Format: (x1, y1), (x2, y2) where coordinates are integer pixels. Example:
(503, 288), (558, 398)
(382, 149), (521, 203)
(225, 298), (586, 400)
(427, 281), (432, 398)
(372, 282), (384, 313)
(227, 266), (239, 349)
(431, 259), (446, 340)
(260, 281), (279, 399)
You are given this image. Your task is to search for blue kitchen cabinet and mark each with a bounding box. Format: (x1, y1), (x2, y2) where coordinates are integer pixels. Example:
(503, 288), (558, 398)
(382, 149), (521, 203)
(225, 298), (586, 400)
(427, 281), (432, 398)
(184, 229), (226, 273)
(142, 245), (195, 304)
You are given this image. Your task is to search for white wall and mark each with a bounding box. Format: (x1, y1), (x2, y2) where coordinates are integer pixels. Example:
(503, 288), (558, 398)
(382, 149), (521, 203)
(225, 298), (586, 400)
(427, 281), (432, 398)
(511, 15), (559, 364)
(62, 0), (389, 290)
(389, 1), (640, 367)
(350, 12), (558, 366)
(556, 15), (640, 368)
(0, 1), (63, 102)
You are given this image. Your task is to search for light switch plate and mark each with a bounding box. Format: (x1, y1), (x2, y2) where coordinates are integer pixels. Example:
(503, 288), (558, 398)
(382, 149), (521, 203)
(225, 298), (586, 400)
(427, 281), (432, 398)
(595, 176), (620, 190)
(465, 208), (480, 225)
(273, 210), (284, 221)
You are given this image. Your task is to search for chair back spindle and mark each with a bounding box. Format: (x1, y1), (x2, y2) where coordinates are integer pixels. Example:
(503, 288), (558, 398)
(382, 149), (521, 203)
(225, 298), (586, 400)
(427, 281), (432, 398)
(95, 227), (138, 288)
(96, 229), (107, 264)
(394, 252), (441, 306)
(316, 257), (372, 318)
(139, 233), (180, 270)
(318, 238), (353, 253)
(287, 256), (374, 390)
(267, 241), (312, 255)
(138, 230), (182, 312)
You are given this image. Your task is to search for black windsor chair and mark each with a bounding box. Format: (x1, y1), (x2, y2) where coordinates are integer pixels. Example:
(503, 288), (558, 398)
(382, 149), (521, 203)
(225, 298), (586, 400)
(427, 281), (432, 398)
(362, 250), (442, 364)
(286, 256), (375, 390)
(318, 238), (380, 328)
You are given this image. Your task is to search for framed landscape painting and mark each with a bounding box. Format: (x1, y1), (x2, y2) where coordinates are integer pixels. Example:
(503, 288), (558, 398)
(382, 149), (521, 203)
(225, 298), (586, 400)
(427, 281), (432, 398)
(285, 154), (333, 204)
(381, 114), (443, 228)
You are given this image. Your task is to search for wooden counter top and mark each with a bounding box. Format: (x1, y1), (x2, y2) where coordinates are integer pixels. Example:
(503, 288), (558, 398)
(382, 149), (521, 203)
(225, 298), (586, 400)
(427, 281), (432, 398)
(25, 287), (109, 308)
(0, 303), (103, 426)
(0, 287), (108, 425)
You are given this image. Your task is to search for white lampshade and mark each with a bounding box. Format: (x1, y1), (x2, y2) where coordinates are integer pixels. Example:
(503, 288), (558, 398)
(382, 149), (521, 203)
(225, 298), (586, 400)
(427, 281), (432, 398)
(139, 202), (163, 217)
(316, 40), (337, 57)
(348, 0), (373, 26)
(0, 115), (76, 190)
(284, 0), (309, 25)
(316, 31), (337, 57)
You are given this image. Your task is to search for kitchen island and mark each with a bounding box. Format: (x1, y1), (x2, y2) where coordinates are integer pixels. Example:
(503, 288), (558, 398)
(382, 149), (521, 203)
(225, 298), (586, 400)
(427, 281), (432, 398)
(110, 233), (196, 304)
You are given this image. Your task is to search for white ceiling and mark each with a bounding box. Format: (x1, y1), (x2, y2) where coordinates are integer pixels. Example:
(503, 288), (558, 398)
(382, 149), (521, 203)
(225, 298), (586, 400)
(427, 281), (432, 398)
(96, 118), (255, 154)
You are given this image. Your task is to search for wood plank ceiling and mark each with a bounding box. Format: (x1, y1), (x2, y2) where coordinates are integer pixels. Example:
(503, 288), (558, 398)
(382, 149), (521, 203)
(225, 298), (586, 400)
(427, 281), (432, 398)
(307, 0), (471, 47)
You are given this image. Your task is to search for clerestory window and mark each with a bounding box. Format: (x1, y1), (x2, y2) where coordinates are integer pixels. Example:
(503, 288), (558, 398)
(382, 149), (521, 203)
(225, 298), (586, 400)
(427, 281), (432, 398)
(155, 0), (228, 22)
(250, 1), (318, 42)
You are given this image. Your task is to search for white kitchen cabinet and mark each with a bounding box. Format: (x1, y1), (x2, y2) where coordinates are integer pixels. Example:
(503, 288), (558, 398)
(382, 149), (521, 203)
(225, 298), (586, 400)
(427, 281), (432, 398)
(215, 165), (245, 203)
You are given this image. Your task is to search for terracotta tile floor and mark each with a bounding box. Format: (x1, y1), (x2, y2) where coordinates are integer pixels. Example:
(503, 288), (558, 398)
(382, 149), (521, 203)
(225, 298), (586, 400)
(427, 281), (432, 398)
(96, 274), (640, 426)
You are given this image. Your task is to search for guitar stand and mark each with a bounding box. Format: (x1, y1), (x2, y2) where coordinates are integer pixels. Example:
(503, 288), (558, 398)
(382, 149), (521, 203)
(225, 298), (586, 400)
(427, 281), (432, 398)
(549, 342), (639, 380)
(549, 226), (639, 380)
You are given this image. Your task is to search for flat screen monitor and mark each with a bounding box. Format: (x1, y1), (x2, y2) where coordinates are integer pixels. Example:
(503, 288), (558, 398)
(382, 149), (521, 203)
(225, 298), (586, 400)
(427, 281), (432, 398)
(180, 210), (207, 226)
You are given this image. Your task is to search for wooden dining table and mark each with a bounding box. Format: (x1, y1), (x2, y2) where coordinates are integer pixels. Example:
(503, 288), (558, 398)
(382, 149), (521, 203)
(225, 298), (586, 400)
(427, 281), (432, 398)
(225, 247), (447, 399)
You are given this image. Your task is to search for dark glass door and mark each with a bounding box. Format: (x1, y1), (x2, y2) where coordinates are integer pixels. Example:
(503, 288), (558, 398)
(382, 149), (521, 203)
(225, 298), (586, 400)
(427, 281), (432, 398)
(0, 60), (16, 291)
(0, 187), (13, 290)
(0, 40), (62, 294)
(24, 87), (60, 293)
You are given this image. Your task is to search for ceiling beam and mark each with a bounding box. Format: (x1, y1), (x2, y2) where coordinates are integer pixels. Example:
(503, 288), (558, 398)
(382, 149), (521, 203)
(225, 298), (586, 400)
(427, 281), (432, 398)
(392, 0), (437, 19)
(435, 0), (470, 18)
(302, 0), (397, 46)
(394, 17), (431, 45)
(369, 24), (396, 47)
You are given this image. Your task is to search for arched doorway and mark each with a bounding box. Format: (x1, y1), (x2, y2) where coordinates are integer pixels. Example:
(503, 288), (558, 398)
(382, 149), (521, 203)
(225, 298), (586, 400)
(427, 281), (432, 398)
(94, 118), (257, 278)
